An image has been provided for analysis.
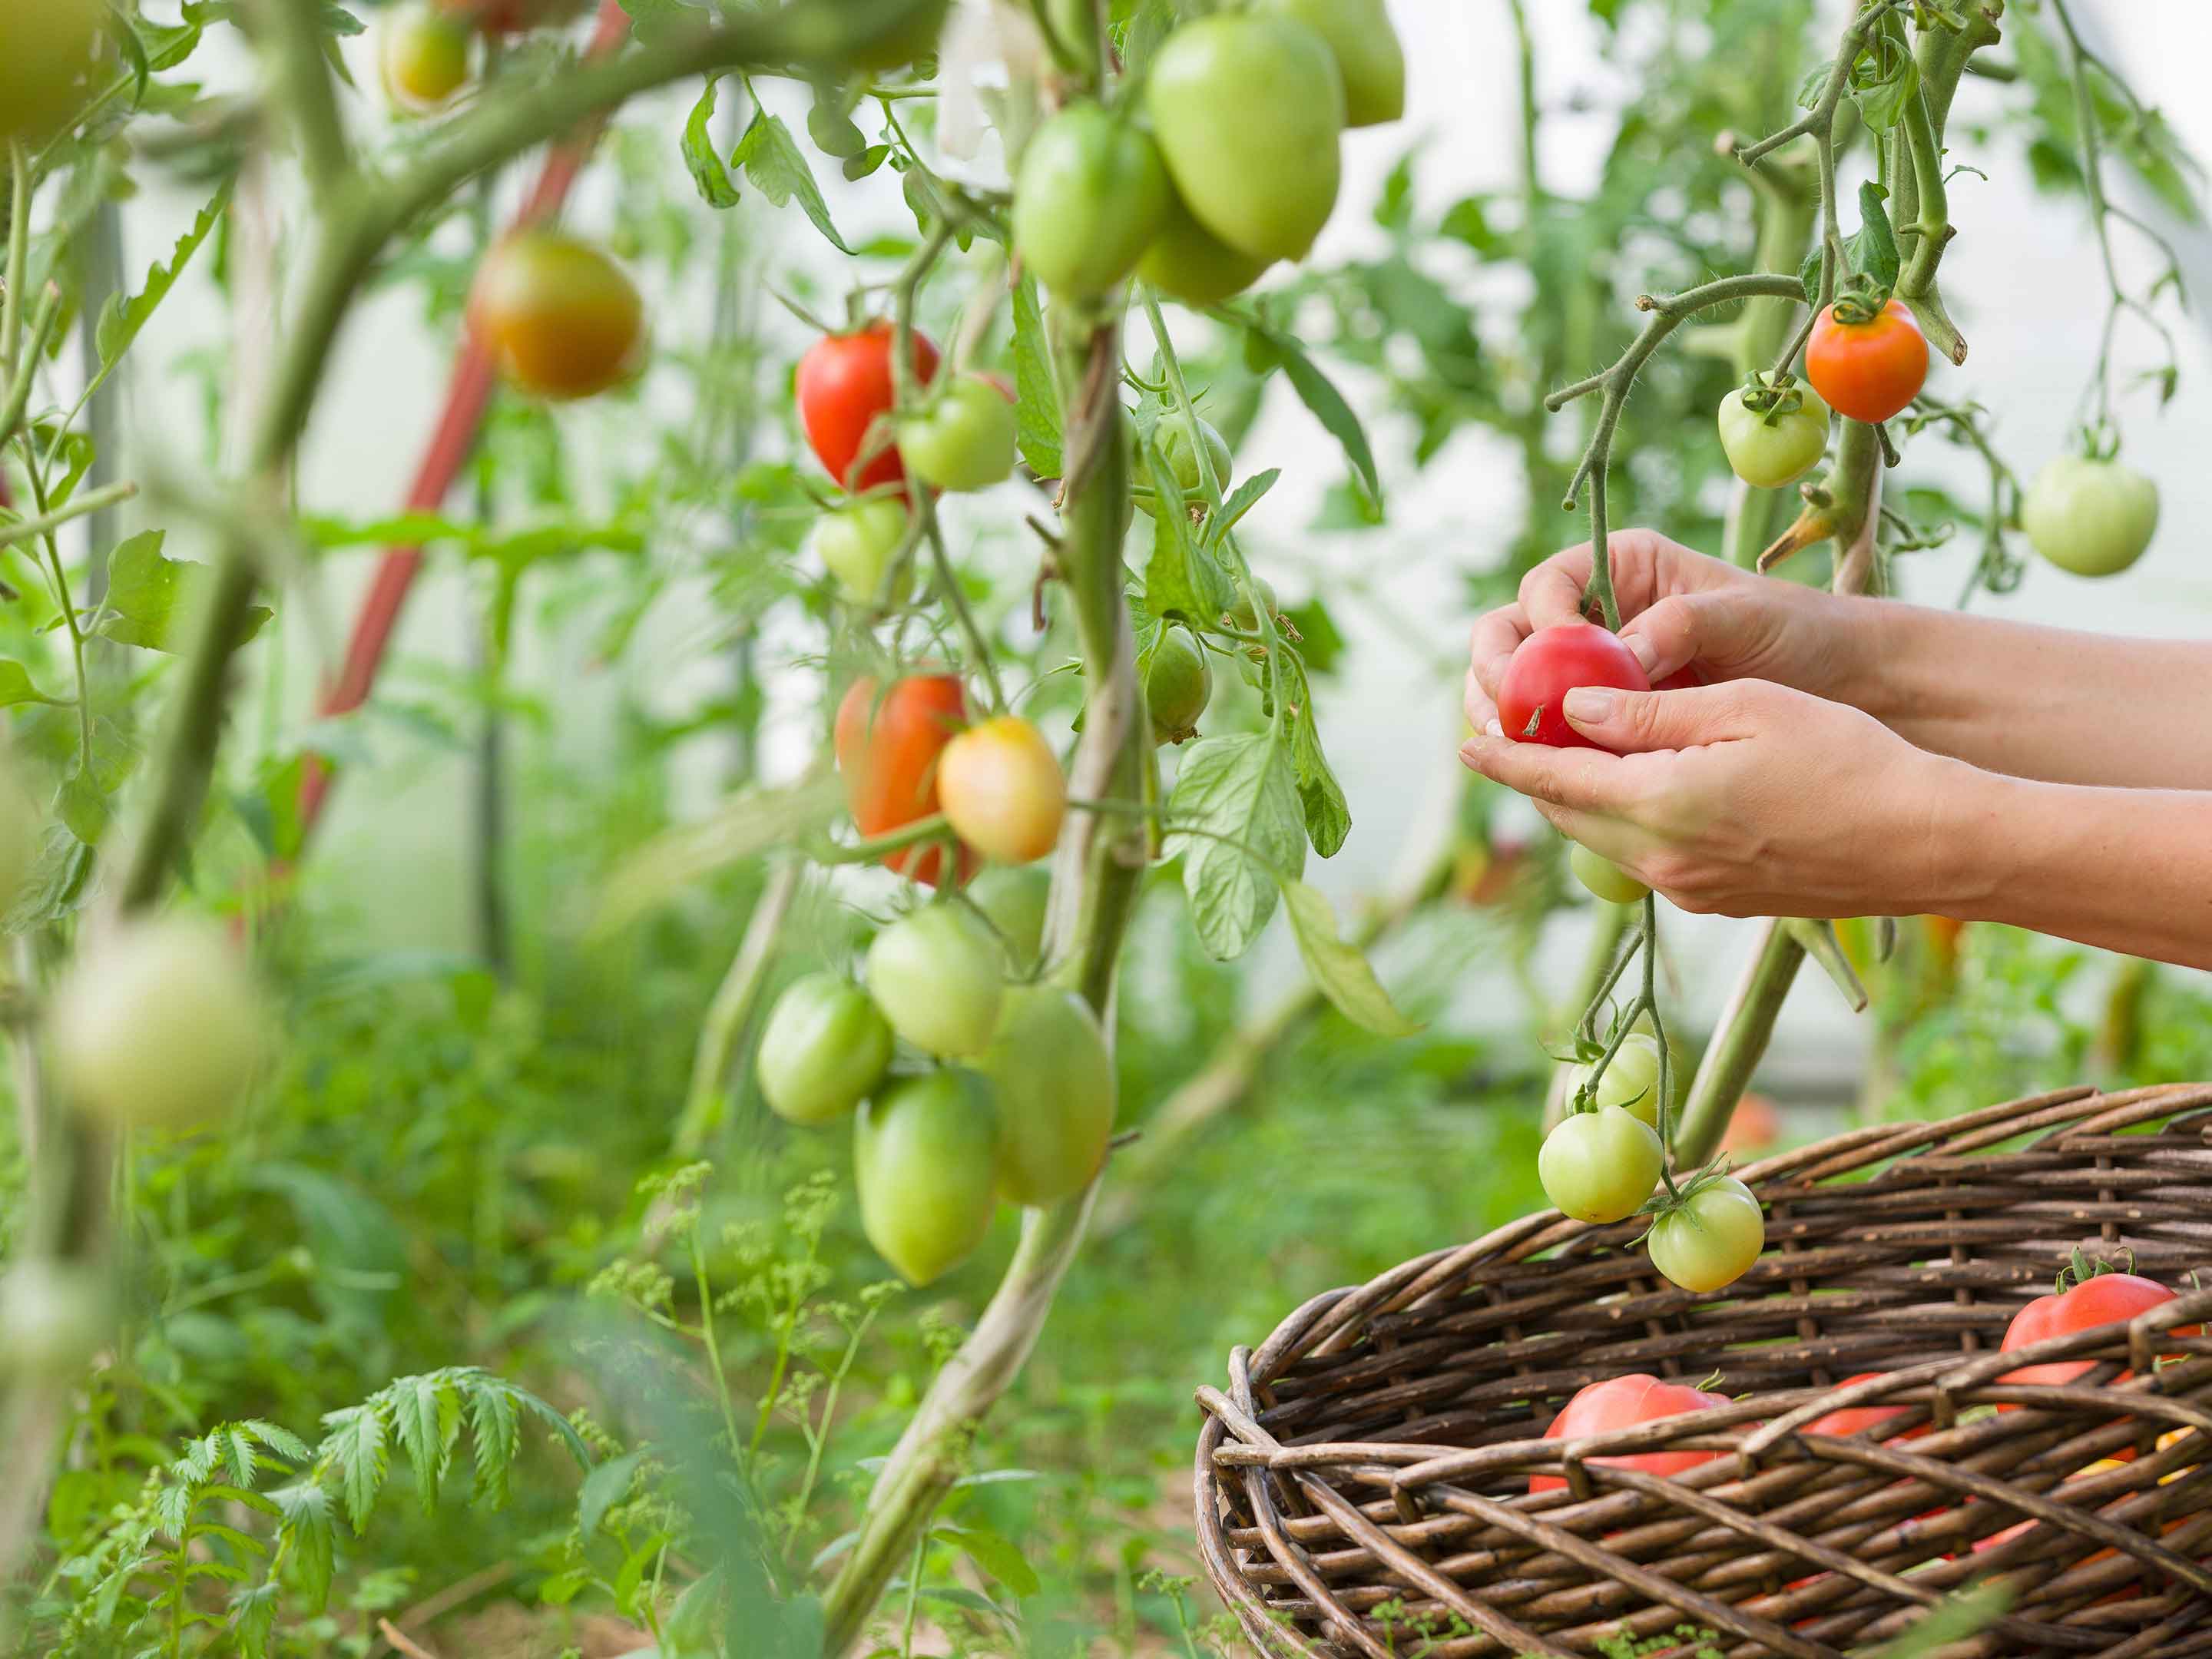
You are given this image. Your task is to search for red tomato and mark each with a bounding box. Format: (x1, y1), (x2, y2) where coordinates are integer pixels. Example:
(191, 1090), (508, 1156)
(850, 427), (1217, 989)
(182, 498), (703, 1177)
(798, 323), (942, 493)
(834, 674), (975, 887)
(1998, 1271), (2184, 1393)
(1531, 1373), (1735, 1495)
(1805, 297), (1928, 425)
(1719, 1091), (1779, 1157)
(1803, 1372), (1925, 1440)
(1497, 624), (1651, 750)
(1655, 663), (1708, 692)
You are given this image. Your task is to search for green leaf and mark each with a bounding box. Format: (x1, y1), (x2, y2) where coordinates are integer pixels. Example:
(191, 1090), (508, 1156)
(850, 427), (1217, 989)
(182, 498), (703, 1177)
(244, 1419), (312, 1464)
(935, 1524), (1041, 1598)
(806, 81), (868, 160)
(394, 1376), (451, 1512)
(98, 531), (274, 653)
(318, 1405), (387, 1533)
(1847, 180), (1901, 292)
(1849, 35), (1921, 132)
(1243, 325), (1380, 507)
(1012, 273), (1061, 479)
(1141, 448), (1234, 628)
(732, 110), (849, 254)
(579, 1448), (647, 1542)
(1163, 733), (1306, 959)
(1275, 651), (1349, 857)
(682, 77), (741, 209)
(0, 660), (65, 707)
(94, 180), (231, 382)
(1280, 880), (1421, 1037)
(467, 1377), (521, 1505)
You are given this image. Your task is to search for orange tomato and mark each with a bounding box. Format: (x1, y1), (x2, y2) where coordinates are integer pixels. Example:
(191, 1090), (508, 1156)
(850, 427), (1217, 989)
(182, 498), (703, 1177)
(1805, 296), (1927, 424)
(835, 675), (975, 888)
(467, 231), (644, 399)
(936, 717), (1067, 866)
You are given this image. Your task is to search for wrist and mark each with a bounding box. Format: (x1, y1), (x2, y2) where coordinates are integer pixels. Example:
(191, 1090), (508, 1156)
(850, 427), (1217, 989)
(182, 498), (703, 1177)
(1914, 756), (2015, 920)
(1823, 591), (1916, 723)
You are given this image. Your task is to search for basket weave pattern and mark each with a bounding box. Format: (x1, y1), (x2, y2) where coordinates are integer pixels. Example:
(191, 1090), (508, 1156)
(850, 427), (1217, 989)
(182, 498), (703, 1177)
(1194, 1084), (2212, 1659)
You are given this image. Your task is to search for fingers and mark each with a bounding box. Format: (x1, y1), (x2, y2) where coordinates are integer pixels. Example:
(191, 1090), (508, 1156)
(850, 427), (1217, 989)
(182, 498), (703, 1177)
(1618, 591), (1721, 684)
(1518, 547), (1598, 631)
(1457, 732), (1632, 814)
(1558, 678), (1795, 753)
(1465, 604), (1530, 730)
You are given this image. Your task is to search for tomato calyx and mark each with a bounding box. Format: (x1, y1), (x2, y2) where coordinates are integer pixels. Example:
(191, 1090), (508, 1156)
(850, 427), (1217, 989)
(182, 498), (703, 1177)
(1735, 370), (1814, 424)
(1825, 273), (1897, 329)
(2055, 1243), (2137, 1296)
(1633, 1156), (1737, 1227)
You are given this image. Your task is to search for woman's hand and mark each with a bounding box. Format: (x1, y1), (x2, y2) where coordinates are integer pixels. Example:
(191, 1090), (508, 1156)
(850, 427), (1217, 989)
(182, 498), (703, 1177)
(1463, 530), (1876, 737)
(1458, 677), (1992, 919)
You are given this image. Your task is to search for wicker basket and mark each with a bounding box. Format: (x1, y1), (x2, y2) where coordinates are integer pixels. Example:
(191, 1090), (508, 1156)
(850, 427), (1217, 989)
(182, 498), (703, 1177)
(1194, 1084), (2212, 1659)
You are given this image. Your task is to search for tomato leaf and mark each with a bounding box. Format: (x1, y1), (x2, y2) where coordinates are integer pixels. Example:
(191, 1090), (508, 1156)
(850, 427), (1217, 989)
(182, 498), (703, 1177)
(681, 77), (742, 210)
(0, 660), (65, 708)
(1847, 180), (1901, 292)
(933, 1522), (1041, 1598)
(94, 179), (230, 390)
(732, 110), (849, 255)
(1274, 650), (1349, 857)
(1849, 32), (1921, 133)
(1012, 273), (1061, 479)
(1240, 324), (1381, 508)
(1280, 880), (1421, 1038)
(97, 531), (274, 653)
(578, 1448), (647, 1543)
(1163, 733), (1306, 959)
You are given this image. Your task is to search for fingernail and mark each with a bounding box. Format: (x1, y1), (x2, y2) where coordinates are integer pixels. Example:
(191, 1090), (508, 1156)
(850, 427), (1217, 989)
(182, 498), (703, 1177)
(1563, 687), (1616, 724)
(1624, 634), (1659, 675)
(1485, 718), (1503, 738)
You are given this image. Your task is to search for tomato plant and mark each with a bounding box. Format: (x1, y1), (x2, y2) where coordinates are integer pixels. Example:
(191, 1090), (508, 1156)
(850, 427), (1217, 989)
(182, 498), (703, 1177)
(1146, 626), (1212, 745)
(48, 918), (271, 1131)
(979, 986), (1115, 1206)
(897, 374), (1018, 493)
(1256, 0), (1406, 128)
(1012, 103), (1171, 299)
(853, 1071), (1001, 1287)
(379, 3), (471, 112)
(834, 674), (972, 886)
(1498, 624), (1651, 750)
(1538, 1105), (1662, 1224)
(1530, 1374), (1736, 1495)
(0, 0), (102, 141)
(798, 323), (942, 493)
(1568, 1032), (1662, 1127)
(1570, 843), (1649, 906)
(810, 497), (911, 604)
(865, 906), (1006, 1060)
(1805, 296), (1928, 425)
(935, 716), (1067, 866)
(468, 231), (645, 400)
(2022, 456), (2160, 577)
(1717, 377), (1829, 488)
(1146, 14), (1345, 263)
(755, 974), (894, 1125)
(1645, 1176), (1765, 1294)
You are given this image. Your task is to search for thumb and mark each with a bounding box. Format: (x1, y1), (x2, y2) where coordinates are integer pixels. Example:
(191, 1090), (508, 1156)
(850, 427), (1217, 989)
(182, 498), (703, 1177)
(1620, 591), (1750, 684)
(1560, 678), (1782, 753)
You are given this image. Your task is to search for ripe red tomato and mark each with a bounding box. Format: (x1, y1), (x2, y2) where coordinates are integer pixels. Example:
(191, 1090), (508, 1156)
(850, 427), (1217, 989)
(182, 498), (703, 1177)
(1531, 1374), (1736, 1495)
(1803, 1372), (1926, 1440)
(1998, 1270), (2184, 1394)
(797, 323), (942, 493)
(1497, 624), (1650, 750)
(1805, 296), (1928, 425)
(468, 231), (644, 400)
(834, 674), (974, 887)
(936, 716), (1066, 866)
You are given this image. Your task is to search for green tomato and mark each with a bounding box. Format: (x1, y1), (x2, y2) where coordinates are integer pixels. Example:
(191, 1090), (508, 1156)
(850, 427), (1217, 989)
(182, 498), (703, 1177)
(865, 905), (1005, 1058)
(853, 1071), (1000, 1286)
(1253, 0), (1404, 127)
(1646, 1175), (1765, 1293)
(810, 497), (912, 604)
(1717, 382), (1830, 488)
(0, 1260), (112, 1379)
(1568, 1033), (1663, 1129)
(755, 973), (893, 1125)
(49, 917), (273, 1131)
(379, 2), (472, 113)
(1160, 418), (1231, 497)
(1012, 103), (1171, 299)
(898, 375), (1017, 492)
(1146, 626), (1213, 746)
(0, 0), (104, 143)
(2022, 456), (2160, 578)
(1135, 187), (1273, 310)
(1570, 843), (1649, 906)
(1538, 1106), (1663, 1225)
(972, 867), (1051, 974)
(1146, 14), (1346, 263)
(1225, 575), (1280, 634)
(977, 985), (1114, 1207)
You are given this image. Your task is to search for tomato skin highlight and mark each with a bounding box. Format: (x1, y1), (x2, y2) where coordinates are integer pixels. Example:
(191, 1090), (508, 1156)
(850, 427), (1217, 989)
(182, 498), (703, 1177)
(1145, 14), (1346, 263)
(936, 717), (1067, 866)
(1539, 1106), (1663, 1224)
(810, 497), (911, 604)
(1566, 1032), (1663, 1128)
(897, 375), (1018, 492)
(853, 1071), (1000, 1286)
(468, 231), (645, 400)
(1253, 0), (1404, 127)
(1012, 103), (1171, 298)
(0, 0), (104, 142)
(1717, 383), (1830, 488)
(865, 906), (1005, 1059)
(755, 973), (893, 1125)
(834, 674), (972, 887)
(1805, 297), (1928, 424)
(1571, 843), (1649, 906)
(979, 985), (1114, 1206)
(798, 323), (942, 493)
(1647, 1177), (1765, 1293)
(1146, 626), (1213, 746)
(2022, 457), (2159, 577)
(1497, 624), (1651, 750)
(1532, 1374), (1736, 1495)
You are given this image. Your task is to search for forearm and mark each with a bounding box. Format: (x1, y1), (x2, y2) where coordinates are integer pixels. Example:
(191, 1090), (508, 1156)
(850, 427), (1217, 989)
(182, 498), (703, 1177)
(1839, 601), (2212, 790)
(1933, 765), (2212, 969)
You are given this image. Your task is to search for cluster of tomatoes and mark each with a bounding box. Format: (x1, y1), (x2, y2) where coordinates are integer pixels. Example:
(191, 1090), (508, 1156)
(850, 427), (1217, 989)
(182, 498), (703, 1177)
(1539, 1259), (2194, 1567)
(1715, 290), (2161, 579)
(1012, 0), (1404, 310)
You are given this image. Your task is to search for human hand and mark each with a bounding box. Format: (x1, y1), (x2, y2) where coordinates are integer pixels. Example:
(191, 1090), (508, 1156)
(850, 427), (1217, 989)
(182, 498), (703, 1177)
(1462, 530), (1873, 737)
(1457, 677), (1985, 919)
